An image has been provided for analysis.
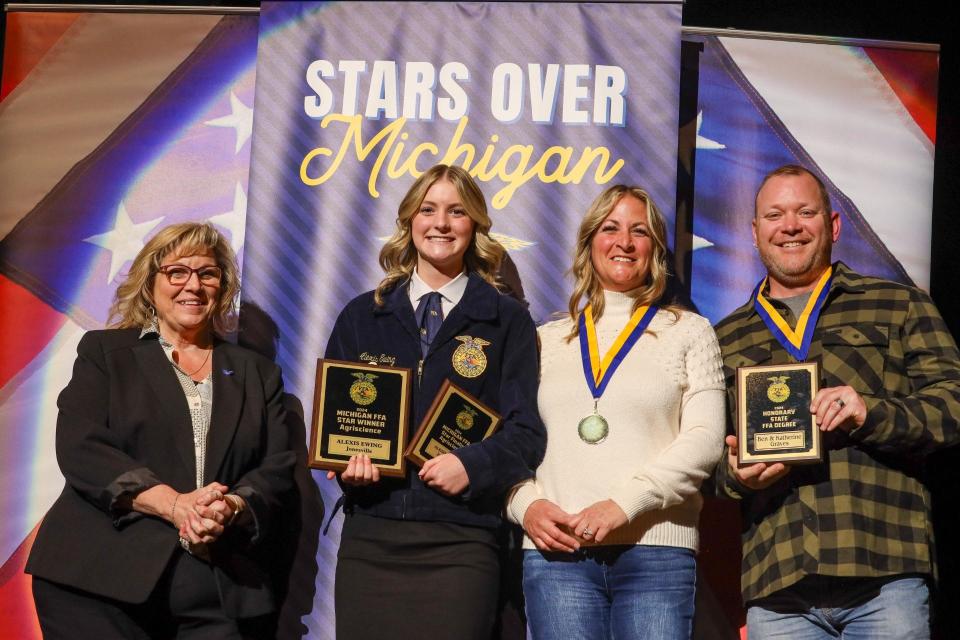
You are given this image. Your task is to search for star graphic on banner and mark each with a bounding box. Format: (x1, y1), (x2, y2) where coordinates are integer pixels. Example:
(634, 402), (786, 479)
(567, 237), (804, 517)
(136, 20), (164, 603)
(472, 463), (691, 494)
(490, 232), (535, 251)
(695, 111), (726, 150)
(209, 183), (248, 252)
(205, 92), (253, 154)
(84, 202), (164, 283)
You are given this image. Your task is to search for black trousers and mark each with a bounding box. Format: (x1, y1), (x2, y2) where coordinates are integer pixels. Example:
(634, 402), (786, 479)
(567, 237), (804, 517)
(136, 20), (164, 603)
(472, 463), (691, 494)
(33, 550), (269, 639)
(336, 513), (500, 640)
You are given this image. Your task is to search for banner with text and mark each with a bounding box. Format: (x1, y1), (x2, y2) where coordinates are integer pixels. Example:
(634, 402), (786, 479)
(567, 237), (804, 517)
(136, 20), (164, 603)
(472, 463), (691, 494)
(244, 2), (682, 636)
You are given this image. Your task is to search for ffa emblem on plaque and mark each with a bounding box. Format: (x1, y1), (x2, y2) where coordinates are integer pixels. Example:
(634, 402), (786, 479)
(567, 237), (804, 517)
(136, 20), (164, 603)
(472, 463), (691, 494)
(452, 335), (489, 378)
(455, 405), (478, 431)
(349, 372), (378, 405)
(766, 376), (790, 403)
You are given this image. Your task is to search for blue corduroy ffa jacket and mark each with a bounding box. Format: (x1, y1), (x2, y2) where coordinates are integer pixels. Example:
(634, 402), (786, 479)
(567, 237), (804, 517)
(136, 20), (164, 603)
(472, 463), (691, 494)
(324, 273), (546, 529)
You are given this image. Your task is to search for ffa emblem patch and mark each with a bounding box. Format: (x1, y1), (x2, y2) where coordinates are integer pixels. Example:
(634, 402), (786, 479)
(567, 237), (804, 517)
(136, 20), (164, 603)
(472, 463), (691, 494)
(766, 375), (790, 403)
(452, 335), (490, 378)
(349, 372), (378, 405)
(455, 405), (478, 431)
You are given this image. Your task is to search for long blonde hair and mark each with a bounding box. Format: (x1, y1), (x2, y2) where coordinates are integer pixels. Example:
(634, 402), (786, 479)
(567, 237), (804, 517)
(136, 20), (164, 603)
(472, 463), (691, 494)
(374, 164), (503, 305)
(108, 222), (239, 335)
(565, 185), (678, 341)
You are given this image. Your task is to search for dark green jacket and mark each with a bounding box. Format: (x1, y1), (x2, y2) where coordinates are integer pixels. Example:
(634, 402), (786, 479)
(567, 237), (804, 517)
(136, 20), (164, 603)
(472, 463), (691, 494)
(715, 262), (960, 603)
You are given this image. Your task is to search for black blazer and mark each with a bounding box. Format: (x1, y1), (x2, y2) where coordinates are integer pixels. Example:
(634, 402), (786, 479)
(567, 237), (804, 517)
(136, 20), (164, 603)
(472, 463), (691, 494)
(25, 329), (296, 618)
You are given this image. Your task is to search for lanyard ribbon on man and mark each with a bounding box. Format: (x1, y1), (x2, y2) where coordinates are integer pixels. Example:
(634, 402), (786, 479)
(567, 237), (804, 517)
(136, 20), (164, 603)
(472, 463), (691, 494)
(752, 266), (833, 361)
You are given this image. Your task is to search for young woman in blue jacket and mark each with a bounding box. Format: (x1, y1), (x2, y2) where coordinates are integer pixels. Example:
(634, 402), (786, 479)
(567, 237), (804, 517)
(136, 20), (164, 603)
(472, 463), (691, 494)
(324, 164), (546, 639)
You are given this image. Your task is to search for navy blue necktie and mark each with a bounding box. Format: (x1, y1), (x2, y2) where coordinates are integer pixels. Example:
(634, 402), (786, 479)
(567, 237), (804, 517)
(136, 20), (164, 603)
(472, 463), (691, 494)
(415, 292), (443, 358)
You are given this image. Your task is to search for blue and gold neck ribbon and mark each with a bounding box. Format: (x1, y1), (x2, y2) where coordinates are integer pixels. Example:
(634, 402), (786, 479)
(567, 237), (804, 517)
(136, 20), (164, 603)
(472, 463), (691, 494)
(578, 304), (658, 399)
(752, 266), (833, 361)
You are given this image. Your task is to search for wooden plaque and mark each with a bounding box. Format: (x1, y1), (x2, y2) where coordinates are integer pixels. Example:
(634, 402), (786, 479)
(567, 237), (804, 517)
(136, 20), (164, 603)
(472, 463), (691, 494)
(736, 361), (822, 465)
(309, 359), (412, 478)
(405, 380), (500, 468)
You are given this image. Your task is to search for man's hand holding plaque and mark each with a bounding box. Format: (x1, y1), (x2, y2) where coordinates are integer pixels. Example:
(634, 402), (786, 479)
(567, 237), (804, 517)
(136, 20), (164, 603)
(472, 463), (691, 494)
(309, 359), (412, 478)
(735, 362), (822, 465)
(810, 384), (867, 433)
(405, 380), (501, 468)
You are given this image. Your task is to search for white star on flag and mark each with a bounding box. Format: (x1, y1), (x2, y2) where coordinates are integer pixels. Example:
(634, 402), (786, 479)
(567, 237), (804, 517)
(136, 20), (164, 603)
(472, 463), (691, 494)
(205, 92), (253, 154)
(692, 234), (715, 250)
(209, 183), (248, 252)
(695, 111), (726, 150)
(83, 202), (164, 283)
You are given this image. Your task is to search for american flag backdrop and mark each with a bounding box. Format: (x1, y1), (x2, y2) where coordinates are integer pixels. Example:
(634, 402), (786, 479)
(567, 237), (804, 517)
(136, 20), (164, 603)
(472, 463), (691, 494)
(0, 10), (258, 637)
(683, 32), (939, 639)
(688, 33), (937, 323)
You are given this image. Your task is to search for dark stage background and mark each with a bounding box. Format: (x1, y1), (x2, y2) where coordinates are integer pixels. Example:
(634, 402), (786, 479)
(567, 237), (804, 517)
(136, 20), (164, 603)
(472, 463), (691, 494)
(2, 1), (957, 637)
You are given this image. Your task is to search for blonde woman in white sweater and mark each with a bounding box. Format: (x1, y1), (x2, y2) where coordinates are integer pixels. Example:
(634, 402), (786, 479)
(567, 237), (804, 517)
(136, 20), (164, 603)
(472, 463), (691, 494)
(507, 186), (725, 640)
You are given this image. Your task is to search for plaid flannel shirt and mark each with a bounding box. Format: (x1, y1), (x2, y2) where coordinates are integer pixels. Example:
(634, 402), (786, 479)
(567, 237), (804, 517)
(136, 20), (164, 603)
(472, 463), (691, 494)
(715, 262), (960, 603)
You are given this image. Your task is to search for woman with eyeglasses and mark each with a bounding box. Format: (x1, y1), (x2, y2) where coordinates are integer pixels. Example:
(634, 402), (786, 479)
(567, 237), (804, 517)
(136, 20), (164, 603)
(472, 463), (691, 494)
(26, 222), (296, 638)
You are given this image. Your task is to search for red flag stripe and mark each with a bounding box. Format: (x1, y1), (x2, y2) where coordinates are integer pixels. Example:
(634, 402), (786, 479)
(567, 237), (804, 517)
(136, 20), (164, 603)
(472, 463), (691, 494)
(864, 46), (939, 145)
(1, 12), (80, 103)
(0, 274), (69, 390)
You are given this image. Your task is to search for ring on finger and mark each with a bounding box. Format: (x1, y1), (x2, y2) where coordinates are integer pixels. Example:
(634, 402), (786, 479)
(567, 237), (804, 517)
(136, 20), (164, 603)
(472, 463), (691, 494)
(835, 398), (846, 409)
(582, 528), (594, 538)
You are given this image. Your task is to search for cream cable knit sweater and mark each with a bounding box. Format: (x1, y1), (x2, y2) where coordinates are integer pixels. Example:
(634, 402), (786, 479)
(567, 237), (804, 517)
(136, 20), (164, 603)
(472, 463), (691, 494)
(507, 290), (725, 551)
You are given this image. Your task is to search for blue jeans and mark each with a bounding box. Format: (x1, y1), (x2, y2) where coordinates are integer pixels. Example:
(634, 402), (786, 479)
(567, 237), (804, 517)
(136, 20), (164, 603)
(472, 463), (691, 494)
(523, 545), (696, 640)
(747, 574), (930, 639)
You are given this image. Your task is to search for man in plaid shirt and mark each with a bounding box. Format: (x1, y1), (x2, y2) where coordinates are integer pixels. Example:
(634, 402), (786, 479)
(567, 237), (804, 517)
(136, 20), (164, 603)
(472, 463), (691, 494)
(715, 164), (960, 638)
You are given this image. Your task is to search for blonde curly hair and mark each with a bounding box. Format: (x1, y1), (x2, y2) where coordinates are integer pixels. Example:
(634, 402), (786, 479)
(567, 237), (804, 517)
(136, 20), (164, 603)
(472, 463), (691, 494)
(108, 222), (239, 335)
(374, 164), (503, 305)
(565, 185), (678, 341)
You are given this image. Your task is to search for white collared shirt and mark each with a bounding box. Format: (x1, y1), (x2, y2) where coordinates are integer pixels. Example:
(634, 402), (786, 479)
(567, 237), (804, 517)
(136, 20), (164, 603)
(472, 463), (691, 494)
(408, 269), (468, 318)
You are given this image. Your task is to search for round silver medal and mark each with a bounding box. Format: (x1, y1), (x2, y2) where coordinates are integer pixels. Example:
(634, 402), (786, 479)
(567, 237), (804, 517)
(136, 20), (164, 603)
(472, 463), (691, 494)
(577, 413), (609, 444)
